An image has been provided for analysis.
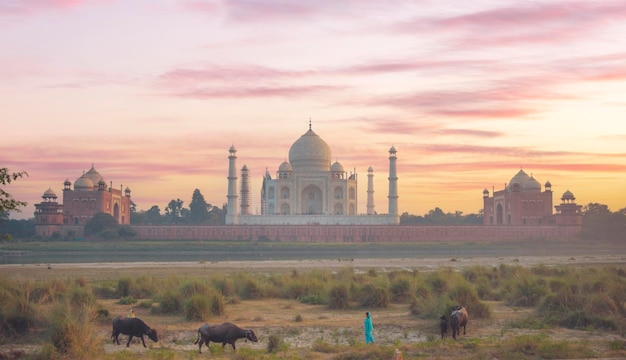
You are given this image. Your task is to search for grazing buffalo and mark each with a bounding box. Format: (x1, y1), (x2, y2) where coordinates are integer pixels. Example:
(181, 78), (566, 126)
(450, 306), (468, 339)
(439, 315), (448, 339)
(194, 322), (258, 353)
(111, 317), (158, 347)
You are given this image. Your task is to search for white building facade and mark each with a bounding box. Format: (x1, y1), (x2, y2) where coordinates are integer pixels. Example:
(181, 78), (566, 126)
(226, 124), (399, 225)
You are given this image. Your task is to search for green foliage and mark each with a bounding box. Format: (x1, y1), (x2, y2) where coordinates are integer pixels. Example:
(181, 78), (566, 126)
(67, 286), (96, 307)
(0, 168), (28, 216)
(155, 290), (183, 315)
(118, 296), (136, 305)
(189, 189), (210, 224)
(505, 276), (547, 307)
(98, 228), (119, 239)
(117, 226), (137, 238)
(84, 213), (118, 237)
(184, 294), (211, 321)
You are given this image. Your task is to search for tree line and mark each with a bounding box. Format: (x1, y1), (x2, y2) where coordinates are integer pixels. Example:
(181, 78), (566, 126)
(130, 189), (226, 226)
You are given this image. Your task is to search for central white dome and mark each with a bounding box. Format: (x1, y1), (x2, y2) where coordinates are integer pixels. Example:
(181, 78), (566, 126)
(288, 128), (332, 173)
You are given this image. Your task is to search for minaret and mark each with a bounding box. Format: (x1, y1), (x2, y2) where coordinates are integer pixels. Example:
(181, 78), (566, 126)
(387, 146), (399, 223)
(226, 145), (239, 224)
(366, 166), (375, 215)
(240, 164), (250, 215)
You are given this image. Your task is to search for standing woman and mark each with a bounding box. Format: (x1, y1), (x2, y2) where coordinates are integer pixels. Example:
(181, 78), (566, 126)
(364, 311), (374, 344)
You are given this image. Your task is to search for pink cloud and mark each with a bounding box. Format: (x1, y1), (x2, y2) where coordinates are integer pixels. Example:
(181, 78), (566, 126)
(173, 84), (344, 99)
(395, 1), (626, 49)
(0, 0), (89, 16)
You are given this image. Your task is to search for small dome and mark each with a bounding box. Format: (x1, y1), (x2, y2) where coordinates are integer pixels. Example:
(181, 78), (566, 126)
(288, 128), (332, 173)
(523, 176), (541, 191)
(125, 186), (131, 193)
(545, 180), (552, 188)
(389, 145), (397, 153)
(43, 187), (57, 198)
(64, 178), (71, 186)
(74, 175), (94, 190)
(85, 165), (104, 185)
(229, 145), (237, 152)
(367, 166), (373, 172)
(562, 190), (575, 200)
(507, 169), (530, 190)
(278, 161), (293, 172)
(331, 161), (344, 172)
(483, 188), (489, 194)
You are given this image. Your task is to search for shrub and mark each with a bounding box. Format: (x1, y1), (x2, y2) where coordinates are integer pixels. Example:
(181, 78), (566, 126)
(328, 284), (349, 309)
(210, 293), (225, 316)
(179, 280), (210, 298)
(266, 333), (283, 353)
(155, 291), (182, 314)
(116, 278), (132, 297)
(301, 294), (327, 305)
(239, 278), (263, 300)
(358, 283), (389, 308)
(118, 296), (136, 305)
(48, 302), (101, 358)
(68, 286), (96, 307)
(98, 228), (119, 239)
(184, 294), (210, 321)
(506, 277), (546, 307)
(390, 278), (412, 303)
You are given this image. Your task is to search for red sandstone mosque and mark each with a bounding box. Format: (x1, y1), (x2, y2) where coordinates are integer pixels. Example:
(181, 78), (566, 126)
(34, 165), (131, 237)
(482, 169), (582, 226)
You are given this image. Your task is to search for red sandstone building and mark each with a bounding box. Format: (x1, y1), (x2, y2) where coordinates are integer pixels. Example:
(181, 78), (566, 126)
(483, 169), (582, 226)
(34, 165), (131, 237)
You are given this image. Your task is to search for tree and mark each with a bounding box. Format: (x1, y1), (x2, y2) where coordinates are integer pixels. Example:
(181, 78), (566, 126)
(165, 199), (186, 224)
(84, 213), (119, 237)
(145, 205), (163, 225)
(189, 189), (210, 224)
(0, 168), (28, 216)
(580, 203), (626, 241)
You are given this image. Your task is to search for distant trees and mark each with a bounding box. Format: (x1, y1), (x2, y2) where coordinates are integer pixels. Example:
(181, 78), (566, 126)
(580, 203), (626, 242)
(130, 189), (226, 225)
(84, 213), (119, 237)
(400, 208), (483, 225)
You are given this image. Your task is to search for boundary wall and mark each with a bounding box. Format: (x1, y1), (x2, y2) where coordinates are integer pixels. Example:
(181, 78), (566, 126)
(132, 225), (581, 242)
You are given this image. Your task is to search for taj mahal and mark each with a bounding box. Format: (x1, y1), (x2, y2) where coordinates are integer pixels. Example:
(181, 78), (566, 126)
(225, 123), (400, 225)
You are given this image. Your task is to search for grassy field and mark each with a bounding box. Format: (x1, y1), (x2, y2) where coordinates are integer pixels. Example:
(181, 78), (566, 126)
(1, 238), (625, 359)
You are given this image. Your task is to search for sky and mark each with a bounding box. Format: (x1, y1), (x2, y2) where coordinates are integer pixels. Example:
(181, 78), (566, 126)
(2, 0), (626, 220)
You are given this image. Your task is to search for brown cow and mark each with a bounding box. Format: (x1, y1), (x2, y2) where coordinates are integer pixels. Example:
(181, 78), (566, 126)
(450, 306), (468, 339)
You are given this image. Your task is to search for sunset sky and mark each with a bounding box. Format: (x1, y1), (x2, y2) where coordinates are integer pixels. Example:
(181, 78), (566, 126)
(2, 0), (625, 220)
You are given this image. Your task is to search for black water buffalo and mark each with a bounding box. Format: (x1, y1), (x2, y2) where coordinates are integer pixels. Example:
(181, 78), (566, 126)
(194, 322), (258, 353)
(450, 306), (468, 339)
(439, 315), (448, 339)
(111, 317), (158, 347)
